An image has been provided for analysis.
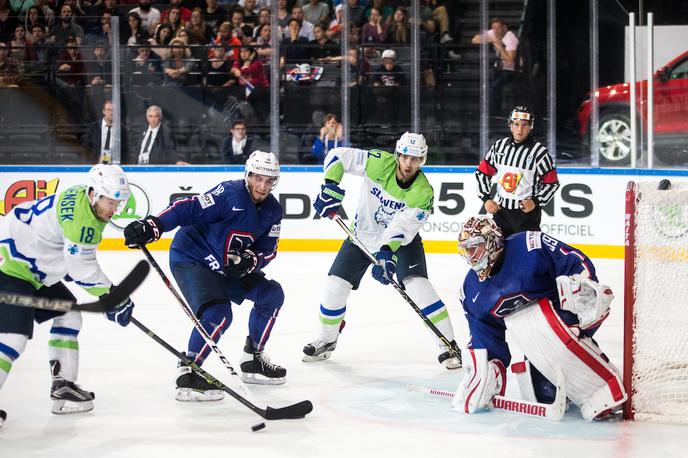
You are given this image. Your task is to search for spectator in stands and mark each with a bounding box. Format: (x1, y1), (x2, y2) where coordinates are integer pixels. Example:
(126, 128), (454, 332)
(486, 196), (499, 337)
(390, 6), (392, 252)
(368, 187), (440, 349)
(373, 48), (406, 87)
(0, 42), (23, 87)
(231, 45), (268, 120)
(131, 44), (162, 85)
(253, 7), (269, 39)
(162, 0), (191, 25)
(206, 44), (232, 87)
(129, 105), (177, 165)
(220, 120), (254, 164)
(10, 24), (35, 64)
(280, 18), (309, 67)
(84, 11), (113, 46)
(389, 6), (409, 45)
(203, 0), (227, 35)
(0, 0), (18, 45)
(472, 17), (519, 114)
(365, 0), (393, 26)
(24, 6), (45, 42)
(254, 23), (271, 62)
(421, 0), (452, 44)
(33, 0), (54, 31)
(303, 0), (329, 27)
(326, 4), (343, 42)
(230, 7), (252, 41)
(241, 0), (258, 28)
(212, 21), (241, 62)
(346, 0), (366, 28)
(162, 37), (196, 87)
(362, 7), (386, 58)
(164, 7), (184, 37)
(127, 12), (149, 47)
(85, 40), (111, 86)
(56, 35), (86, 87)
(186, 7), (213, 45)
(50, 4), (84, 46)
(276, 0), (290, 34)
(82, 99), (115, 163)
(26, 23), (50, 81)
(310, 23), (335, 62)
(311, 113), (343, 164)
(290, 5), (314, 41)
(130, 0), (161, 35)
(150, 22), (172, 59)
(323, 46), (368, 86)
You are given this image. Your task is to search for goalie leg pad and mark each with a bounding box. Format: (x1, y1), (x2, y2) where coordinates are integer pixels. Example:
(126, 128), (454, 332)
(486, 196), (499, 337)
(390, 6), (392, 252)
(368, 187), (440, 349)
(49, 311), (82, 382)
(504, 299), (627, 420)
(452, 348), (506, 413)
(0, 333), (28, 388)
(319, 275), (353, 343)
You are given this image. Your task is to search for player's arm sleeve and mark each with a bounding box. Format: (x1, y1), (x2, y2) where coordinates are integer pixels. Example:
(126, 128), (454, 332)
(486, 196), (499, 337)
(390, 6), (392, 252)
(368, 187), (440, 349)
(475, 142), (498, 202)
(535, 232), (598, 281)
(322, 147), (369, 183)
(532, 145), (560, 207)
(249, 212), (282, 269)
(460, 286), (511, 366)
(380, 181), (433, 251)
(156, 183), (232, 232)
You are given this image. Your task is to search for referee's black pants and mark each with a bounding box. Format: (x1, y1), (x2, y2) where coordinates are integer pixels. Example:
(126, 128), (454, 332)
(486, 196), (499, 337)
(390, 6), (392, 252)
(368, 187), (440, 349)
(493, 207), (542, 238)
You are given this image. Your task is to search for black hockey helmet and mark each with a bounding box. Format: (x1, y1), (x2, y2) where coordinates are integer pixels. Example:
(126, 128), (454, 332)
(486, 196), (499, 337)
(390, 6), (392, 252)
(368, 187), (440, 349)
(508, 106), (534, 129)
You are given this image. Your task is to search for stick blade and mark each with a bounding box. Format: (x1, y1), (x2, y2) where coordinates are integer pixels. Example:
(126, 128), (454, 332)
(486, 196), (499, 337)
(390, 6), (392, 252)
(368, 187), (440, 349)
(264, 400), (313, 420)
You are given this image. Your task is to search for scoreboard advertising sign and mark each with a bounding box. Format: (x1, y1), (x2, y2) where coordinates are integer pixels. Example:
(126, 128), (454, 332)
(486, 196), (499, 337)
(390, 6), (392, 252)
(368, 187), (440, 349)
(1, 166), (686, 258)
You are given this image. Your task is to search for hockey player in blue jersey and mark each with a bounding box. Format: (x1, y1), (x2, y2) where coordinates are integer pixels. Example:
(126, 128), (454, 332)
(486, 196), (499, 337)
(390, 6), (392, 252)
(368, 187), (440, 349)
(123, 151), (287, 401)
(452, 216), (627, 420)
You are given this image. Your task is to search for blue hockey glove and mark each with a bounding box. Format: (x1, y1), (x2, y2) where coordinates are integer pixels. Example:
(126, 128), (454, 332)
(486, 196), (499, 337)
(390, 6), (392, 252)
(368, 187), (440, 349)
(372, 246), (397, 285)
(313, 183), (345, 219)
(106, 297), (135, 327)
(124, 215), (163, 248)
(223, 249), (262, 279)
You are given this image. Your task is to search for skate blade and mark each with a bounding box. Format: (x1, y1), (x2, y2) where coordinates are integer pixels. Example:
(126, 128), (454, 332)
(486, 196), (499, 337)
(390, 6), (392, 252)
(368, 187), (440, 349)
(441, 357), (462, 370)
(51, 399), (94, 415)
(240, 373), (286, 385)
(302, 351), (333, 362)
(175, 388), (225, 402)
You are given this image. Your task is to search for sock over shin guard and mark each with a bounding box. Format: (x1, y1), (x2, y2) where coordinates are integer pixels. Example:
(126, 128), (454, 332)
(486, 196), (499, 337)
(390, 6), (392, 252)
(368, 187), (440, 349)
(49, 311), (82, 382)
(187, 302), (232, 365)
(318, 275), (353, 343)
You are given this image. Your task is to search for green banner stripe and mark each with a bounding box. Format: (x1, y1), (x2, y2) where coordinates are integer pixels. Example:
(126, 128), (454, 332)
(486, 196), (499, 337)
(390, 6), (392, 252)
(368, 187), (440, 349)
(0, 358), (11, 373)
(48, 339), (79, 350)
(429, 309), (449, 325)
(320, 316), (343, 326)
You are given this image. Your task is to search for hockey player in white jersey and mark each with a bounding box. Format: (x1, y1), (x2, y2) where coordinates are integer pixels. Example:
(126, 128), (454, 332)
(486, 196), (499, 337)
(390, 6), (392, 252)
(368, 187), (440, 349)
(0, 164), (136, 427)
(302, 132), (460, 369)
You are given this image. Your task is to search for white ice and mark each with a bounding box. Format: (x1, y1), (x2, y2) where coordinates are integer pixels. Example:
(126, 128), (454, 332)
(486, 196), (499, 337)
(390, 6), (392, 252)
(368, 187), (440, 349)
(2, 251), (687, 458)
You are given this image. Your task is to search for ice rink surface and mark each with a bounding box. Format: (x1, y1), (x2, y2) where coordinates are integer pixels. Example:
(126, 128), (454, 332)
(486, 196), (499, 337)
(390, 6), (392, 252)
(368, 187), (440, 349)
(2, 250), (687, 458)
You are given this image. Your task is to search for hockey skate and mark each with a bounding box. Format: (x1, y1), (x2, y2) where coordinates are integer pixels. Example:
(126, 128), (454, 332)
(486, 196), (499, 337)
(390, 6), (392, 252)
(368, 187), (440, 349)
(438, 341), (462, 370)
(175, 361), (225, 402)
(50, 379), (95, 414)
(239, 337), (286, 385)
(302, 338), (338, 362)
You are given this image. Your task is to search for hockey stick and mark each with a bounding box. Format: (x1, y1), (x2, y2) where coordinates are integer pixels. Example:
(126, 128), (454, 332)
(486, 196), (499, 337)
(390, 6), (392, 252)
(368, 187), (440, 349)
(333, 215), (462, 365)
(138, 245), (313, 418)
(0, 261), (150, 313)
(407, 368), (567, 421)
(129, 316), (313, 420)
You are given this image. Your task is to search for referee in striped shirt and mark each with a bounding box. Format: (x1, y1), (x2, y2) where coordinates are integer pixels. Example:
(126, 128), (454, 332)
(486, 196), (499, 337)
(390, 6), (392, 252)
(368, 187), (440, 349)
(475, 106), (560, 237)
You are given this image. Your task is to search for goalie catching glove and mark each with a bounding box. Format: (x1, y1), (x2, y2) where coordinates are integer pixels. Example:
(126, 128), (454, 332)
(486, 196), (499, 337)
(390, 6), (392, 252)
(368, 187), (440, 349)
(223, 249), (262, 279)
(556, 274), (614, 330)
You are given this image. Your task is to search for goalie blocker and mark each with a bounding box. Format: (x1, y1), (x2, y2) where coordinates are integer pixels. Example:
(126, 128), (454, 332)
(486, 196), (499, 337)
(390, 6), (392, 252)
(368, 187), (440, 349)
(505, 298), (627, 420)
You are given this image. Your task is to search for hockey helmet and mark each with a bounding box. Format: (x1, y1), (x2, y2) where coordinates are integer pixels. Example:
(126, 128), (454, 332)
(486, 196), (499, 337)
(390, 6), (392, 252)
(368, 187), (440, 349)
(508, 106), (534, 129)
(458, 216), (504, 281)
(245, 150), (280, 189)
(395, 132), (428, 166)
(87, 163), (130, 210)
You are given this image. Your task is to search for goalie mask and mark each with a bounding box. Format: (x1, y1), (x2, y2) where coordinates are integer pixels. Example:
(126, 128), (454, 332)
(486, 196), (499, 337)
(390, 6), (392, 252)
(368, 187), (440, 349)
(458, 216), (504, 281)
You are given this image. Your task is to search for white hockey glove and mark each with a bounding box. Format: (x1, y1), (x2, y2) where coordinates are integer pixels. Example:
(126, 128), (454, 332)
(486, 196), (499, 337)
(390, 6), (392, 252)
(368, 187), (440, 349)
(452, 348), (505, 414)
(556, 274), (614, 330)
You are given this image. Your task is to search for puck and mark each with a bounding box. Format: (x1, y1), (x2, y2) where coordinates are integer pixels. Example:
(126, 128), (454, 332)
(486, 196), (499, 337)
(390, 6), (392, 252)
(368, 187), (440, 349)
(251, 422), (266, 432)
(658, 179), (671, 190)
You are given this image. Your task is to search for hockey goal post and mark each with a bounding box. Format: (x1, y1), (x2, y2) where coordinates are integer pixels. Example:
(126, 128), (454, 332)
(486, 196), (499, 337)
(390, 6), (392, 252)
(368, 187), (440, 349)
(624, 180), (688, 423)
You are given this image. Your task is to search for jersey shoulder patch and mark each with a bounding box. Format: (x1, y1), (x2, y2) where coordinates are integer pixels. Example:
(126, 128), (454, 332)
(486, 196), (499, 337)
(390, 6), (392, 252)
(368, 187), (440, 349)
(525, 231), (542, 251)
(269, 223), (281, 237)
(197, 193), (216, 209)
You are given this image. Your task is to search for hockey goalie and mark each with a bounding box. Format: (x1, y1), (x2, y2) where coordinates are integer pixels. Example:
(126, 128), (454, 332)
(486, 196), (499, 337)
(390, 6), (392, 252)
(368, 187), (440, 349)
(452, 216), (627, 421)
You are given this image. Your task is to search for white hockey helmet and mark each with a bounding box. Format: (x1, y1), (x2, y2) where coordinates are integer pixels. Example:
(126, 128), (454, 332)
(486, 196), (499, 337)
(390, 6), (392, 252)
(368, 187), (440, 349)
(395, 132), (428, 165)
(458, 216), (504, 281)
(87, 163), (130, 209)
(244, 150), (280, 189)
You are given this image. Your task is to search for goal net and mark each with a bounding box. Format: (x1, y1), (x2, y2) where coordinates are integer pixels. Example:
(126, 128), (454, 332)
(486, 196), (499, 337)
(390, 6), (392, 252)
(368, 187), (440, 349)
(624, 180), (688, 423)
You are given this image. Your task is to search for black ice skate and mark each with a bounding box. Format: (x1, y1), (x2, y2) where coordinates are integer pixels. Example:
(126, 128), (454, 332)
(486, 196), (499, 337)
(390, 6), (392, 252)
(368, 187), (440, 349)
(239, 337), (286, 385)
(175, 361), (225, 402)
(302, 338), (338, 362)
(50, 379), (95, 414)
(438, 341), (462, 370)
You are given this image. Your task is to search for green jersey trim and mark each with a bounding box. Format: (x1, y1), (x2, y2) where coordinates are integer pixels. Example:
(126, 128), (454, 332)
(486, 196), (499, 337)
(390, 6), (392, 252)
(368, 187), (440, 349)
(364, 150), (434, 211)
(57, 186), (107, 246)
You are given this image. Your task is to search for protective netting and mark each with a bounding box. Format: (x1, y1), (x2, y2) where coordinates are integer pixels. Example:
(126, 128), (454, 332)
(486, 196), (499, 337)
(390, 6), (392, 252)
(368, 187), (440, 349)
(630, 181), (688, 423)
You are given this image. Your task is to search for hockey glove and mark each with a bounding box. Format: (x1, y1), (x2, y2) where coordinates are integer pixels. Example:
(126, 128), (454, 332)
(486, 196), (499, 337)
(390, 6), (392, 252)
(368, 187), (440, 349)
(557, 274), (614, 330)
(106, 297), (135, 327)
(313, 183), (345, 219)
(223, 249), (262, 279)
(372, 246), (397, 285)
(124, 216), (163, 248)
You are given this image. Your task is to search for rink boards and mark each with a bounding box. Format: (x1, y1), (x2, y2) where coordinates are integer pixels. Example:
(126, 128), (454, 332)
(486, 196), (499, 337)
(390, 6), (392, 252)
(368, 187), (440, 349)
(1, 166), (687, 259)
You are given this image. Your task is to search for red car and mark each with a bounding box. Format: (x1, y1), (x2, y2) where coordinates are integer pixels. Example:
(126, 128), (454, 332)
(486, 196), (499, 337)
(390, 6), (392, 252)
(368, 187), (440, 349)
(577, 50), (688, 165)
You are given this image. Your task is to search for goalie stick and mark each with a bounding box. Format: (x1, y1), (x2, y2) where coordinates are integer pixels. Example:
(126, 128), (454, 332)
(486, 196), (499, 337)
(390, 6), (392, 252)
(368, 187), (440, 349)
(129, 316), (313, 420)
(333, 215), (462, 365)
(138, 246), (312, 419)
(407, 367), (567, 421)
(0, 261), (150, 313)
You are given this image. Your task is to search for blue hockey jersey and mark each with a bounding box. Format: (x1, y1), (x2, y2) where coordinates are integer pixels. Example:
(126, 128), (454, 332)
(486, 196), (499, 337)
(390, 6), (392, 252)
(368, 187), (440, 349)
(156, 180), (282, 271)
(460, 231), (598, 367)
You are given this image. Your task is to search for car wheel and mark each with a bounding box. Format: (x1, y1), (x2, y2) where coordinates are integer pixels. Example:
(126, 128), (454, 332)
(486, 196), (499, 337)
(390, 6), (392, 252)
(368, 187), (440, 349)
(597, 112), (633, 165)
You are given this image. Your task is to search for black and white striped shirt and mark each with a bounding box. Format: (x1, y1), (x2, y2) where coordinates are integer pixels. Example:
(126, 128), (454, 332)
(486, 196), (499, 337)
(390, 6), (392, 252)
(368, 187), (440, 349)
(475, 136), (559, 210)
